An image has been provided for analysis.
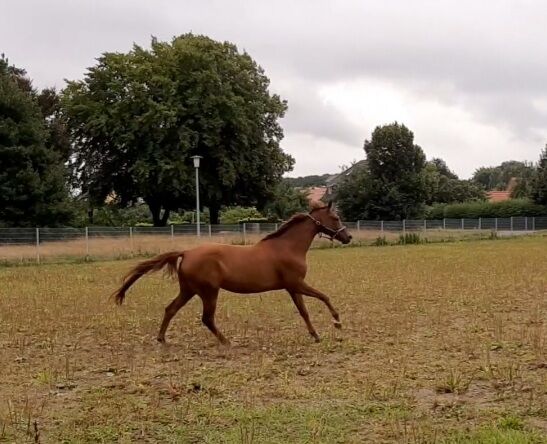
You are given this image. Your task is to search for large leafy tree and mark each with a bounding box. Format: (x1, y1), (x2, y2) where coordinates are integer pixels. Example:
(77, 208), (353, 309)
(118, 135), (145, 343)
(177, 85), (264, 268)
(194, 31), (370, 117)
(63, 34), (294, 225)
(0, 56), (73, 227)
(424, 158), (484, 205)
(365, 123), (427, 219)
(282, 174), (331, 188)
(263, 182), (309, 220)
(336, 123), (427, 220)
(472, 160), (535, 192)
(531, 145), (547, 205)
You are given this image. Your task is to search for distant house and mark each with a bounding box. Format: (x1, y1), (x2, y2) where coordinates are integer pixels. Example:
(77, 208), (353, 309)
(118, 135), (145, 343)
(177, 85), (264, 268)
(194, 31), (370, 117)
(486, 177), (516, 203)
(302, 160), (368, 203)
(486, 191), (511, 202)
(305, 186), (328, 203)
(325, 160), (368, 197)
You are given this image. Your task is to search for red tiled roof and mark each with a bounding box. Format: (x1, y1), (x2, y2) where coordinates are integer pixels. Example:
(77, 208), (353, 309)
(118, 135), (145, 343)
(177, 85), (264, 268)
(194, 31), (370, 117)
(487, 191), (511, 202)
(304, 186), (327, 203)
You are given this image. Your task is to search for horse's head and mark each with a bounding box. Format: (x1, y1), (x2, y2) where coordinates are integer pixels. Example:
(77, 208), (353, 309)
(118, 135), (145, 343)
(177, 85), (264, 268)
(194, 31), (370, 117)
(308, 201), (352, 244)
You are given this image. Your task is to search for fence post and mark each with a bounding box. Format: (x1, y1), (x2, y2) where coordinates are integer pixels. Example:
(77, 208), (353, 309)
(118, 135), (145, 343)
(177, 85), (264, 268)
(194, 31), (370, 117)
(524, 217), (528, 231)
(510, 216), (514, 233)
(170, 224), (174, 244)
(381, 220), (384, 235)
(478, 218), (482, 230)
(357, 220), (360, 231)
(402, 219), (406, 236)
(461, 218), (464, 230)
(443, 218), (446, 230)
(129, 227), (134, 253)
(275, 223), (278, 231)
(532, 217), (535, 231)
(208, 224), (212, 237)
(36, 227), (40, 264)
(495, 218), (498, 231)
(85, 227), (89, 257)
(242, 223), (247, 244)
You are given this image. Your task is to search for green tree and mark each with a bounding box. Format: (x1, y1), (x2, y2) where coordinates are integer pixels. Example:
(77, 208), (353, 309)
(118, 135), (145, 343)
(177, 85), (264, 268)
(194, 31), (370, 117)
(472, 161), (535, 192)
(360, 123), (427, 220)
(0, 56), (73, 227)
(282, 174), (331, 188)
(334, 166), (372, 220)
(263, 182), (309, 220)
(219, 207), (264, 224)
(531, 145), (547, 205)
(424, 159), (484, 205)
(336, 123), (427, 220)
(37, 88), (72, 163)
(63, 34), (293, 226)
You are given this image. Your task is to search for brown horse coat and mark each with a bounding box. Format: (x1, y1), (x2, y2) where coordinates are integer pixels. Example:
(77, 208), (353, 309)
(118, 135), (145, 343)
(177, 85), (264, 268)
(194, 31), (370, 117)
(113, 202), (352, 344)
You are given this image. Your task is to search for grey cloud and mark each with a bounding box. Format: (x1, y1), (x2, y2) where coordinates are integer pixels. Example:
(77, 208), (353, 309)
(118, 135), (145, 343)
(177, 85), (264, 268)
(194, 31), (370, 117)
(2, 0), (547, 176)
(275, 80), (363, 147)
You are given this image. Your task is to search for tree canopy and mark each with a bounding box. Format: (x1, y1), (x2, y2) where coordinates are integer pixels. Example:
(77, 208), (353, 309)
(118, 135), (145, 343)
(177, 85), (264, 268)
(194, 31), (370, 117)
(262, 182), (309, 220)
(336, 123), (427, 220)
(472, 160), (535, 193)
(0, 56), (73, 227)
(424, 159), (484, 205)
(63, 34), (294, 225)
(531, 145), (547, 205)
(282, 174), (331, 188)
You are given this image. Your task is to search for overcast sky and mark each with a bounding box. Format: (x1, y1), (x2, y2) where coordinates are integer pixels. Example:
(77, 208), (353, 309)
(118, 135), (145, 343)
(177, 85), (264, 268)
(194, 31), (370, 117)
(2, 0), (547, 178)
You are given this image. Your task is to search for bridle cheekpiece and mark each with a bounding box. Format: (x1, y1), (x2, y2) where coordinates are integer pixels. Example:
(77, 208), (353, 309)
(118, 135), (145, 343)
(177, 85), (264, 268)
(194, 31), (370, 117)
(306, 213), (347, 242)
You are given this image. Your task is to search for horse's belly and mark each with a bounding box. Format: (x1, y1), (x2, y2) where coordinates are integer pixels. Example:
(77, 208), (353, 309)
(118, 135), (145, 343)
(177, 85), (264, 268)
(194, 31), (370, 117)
(221, 273), (282, 294)
(219, 259), (282, 293)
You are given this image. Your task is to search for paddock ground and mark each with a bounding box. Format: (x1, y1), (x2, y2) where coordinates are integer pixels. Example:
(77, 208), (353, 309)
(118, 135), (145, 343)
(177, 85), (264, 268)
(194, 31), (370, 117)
(0, 237), (546, 443)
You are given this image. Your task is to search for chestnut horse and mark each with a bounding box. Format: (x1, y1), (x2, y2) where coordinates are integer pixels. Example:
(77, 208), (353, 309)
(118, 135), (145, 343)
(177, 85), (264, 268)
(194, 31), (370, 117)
(112, 202), (352, 344)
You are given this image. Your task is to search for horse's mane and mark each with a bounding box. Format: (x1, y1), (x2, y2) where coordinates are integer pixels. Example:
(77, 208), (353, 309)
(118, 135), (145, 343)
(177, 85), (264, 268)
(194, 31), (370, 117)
(261, 202), (327, 242)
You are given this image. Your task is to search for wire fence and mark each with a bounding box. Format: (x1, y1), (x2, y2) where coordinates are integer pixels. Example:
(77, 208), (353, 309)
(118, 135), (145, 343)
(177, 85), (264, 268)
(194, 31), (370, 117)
(0, 216), (545, 264)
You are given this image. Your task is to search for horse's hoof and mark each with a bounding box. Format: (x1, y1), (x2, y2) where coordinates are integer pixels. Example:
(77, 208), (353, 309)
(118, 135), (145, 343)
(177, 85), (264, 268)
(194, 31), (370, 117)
(313, 335), (321, 343)
(157, 337), (166, 344)
(333, 321), (342, 329)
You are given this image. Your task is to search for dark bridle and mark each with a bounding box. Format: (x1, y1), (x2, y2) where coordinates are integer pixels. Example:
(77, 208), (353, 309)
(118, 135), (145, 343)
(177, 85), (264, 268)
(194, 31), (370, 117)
(306, 212), (347, 242)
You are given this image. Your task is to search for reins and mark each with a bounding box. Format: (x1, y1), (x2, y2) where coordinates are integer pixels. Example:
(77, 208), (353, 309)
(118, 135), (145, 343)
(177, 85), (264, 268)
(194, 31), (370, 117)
(306, 213), (347, 242)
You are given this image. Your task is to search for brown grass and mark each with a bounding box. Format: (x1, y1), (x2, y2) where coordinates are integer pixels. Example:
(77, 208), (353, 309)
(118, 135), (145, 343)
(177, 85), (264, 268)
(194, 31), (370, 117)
(0, 237), (546, 442)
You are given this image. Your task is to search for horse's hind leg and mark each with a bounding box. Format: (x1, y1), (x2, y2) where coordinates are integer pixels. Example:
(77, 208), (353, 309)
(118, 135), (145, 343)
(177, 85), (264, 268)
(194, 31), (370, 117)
(199, 289), (230, 345)
(157, 289), (194, 343)
(288, 291), (321, 342)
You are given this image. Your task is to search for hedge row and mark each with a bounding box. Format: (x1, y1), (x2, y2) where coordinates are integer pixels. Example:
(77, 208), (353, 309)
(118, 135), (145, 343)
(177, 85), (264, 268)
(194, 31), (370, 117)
(426, 199), (547, 219)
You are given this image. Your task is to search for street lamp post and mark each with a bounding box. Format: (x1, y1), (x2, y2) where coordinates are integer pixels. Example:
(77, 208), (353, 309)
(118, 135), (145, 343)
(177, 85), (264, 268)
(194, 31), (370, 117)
(191, 156), (202, 236)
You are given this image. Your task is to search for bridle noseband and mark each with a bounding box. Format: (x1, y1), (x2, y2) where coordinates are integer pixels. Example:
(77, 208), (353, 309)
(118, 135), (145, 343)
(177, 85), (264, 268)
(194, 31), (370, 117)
(306, 213), (347, 242)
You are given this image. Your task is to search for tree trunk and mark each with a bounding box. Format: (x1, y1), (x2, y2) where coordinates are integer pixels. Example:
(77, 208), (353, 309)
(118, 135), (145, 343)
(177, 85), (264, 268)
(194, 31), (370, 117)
(149, 202), (170, 227)
(209, 203), (220, 225)
(160, 208), (170, 226)
(149, 201), (164, 227)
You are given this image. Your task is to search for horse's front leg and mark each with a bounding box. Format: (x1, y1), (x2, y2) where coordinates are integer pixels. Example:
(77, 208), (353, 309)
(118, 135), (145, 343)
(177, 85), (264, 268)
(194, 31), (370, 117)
(294, 281), (342, 329)
(287, 291), (321, 342)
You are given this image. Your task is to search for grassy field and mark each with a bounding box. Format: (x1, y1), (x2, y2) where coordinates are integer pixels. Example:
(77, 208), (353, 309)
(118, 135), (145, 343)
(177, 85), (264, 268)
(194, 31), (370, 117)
(0, 237), (546, 443)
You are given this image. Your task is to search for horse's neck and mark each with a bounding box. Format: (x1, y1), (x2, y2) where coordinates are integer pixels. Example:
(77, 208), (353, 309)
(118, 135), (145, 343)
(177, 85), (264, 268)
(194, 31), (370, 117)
(273, 219), (317, 255)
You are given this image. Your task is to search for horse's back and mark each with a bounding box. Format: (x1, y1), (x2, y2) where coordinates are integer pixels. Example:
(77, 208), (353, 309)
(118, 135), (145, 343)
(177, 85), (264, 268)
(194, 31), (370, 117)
(181, 242), (286, 293)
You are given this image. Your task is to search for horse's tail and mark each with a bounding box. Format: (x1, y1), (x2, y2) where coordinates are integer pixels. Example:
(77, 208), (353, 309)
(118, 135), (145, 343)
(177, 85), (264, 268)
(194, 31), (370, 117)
(112, 251), (184, 305)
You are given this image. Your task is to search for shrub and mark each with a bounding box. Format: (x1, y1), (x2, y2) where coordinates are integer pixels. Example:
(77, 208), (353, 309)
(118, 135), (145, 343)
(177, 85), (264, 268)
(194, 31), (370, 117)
(427, 199), (547, 219)
(372, 236), (389, 246)
(398, 233), (423, 245)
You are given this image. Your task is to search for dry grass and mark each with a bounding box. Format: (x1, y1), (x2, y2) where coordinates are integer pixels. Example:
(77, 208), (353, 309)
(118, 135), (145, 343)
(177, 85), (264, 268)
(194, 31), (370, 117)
(0, 237), (546, 443)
